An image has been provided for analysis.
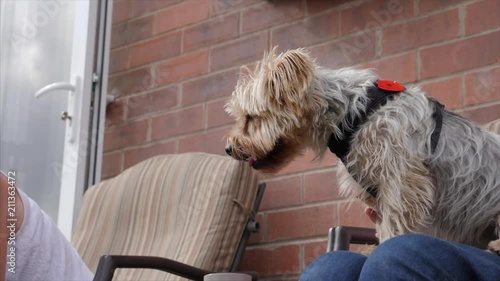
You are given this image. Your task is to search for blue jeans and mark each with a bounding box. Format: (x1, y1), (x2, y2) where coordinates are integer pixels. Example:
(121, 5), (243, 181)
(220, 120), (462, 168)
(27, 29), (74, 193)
(301, 234), (500, 281)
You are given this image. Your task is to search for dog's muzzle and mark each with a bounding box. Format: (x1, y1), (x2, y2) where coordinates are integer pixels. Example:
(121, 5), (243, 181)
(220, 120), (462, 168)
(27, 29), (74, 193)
(225, 144), (233, 156)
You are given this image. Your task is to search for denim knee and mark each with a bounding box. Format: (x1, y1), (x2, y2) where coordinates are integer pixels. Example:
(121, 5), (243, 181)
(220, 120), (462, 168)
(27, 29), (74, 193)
(370, 234), (435, 257)
(301, 251), (366, 281)
(360, 234), (439, 280)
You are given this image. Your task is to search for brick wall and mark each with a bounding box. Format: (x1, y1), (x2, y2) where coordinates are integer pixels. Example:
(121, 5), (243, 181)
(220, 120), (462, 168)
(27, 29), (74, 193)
(103, 0), (500, 279)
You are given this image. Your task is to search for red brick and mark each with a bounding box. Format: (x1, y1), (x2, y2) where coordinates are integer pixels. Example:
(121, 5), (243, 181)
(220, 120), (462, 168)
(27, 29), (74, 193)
(303, 240), (327, 268)
(267, 204), (335, 241)
(177, 126), (228, 155)
(101, 152), (122, 179)
(277, 150), (337, 176)
(210, 0), (260, 16)
(111, 15), (154, 49)
(382, 9), (460, 55)
(112, 0), (131, 24)
(465, 67), (500, 106)
(151, 105), (205, 140)
(127, 85), (179, 119)
(420, 30), (500, 79)
(338, 201), (375, 228)
(105, 98), (126, 125)
(260, 176), (302, 211)
(421, 76), (462, 109)
(362, 52), (417, 83)
(418, 0), (468, 15)
(123, 141), (176, 169)
(132, 0), (182, 18)
(129, 32), (181, 68)
(183, 12), (239, 52)
(103, 119), (149, 152)
(108, 67), (153, 97)
(306, 0), (351, 15)
(109, 48), (129, 74)
(240, 245), (301, 277)
(461, 103), (500, 125)
(309, 34), (376, 69)
(341, 0), (415, 36)
(155, 1), (209, 34)
(248, 213), (266, 245)
(207, 99), (233, 128)
(155, 50), (209, 85)
(210, 32), (268, 71)
(181, 69), (238, 106)
(304, 169), (342, 203)
(465, 0), (500, 35)
(272, 10), (339, 51)
(241, 0), (304, 33)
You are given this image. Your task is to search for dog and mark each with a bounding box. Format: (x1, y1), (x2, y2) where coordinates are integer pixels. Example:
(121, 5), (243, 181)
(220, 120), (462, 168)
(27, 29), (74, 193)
(224, 48), (500, 251)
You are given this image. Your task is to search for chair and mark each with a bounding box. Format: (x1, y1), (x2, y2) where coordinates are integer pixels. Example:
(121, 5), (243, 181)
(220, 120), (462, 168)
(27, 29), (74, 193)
(72, 153), (265, 281)
(328, 118), (500, 252)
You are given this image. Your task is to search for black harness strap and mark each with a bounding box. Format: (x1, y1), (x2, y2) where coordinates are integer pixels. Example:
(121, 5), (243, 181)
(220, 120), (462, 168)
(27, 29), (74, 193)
(430, 98), (445, 154)
(327, 81), (444, 198)
(327, 84), (400, 162)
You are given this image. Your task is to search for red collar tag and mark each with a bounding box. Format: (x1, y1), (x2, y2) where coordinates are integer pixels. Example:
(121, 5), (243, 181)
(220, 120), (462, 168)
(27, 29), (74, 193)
(376, 80), (405, 92)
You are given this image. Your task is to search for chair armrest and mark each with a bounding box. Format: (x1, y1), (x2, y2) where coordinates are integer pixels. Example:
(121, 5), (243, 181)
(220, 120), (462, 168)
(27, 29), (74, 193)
(326, 226), (379, 252)
(92, 255), (259, 281)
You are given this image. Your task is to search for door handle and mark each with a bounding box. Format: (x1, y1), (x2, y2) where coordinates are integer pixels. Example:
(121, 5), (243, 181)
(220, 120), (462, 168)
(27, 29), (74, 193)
(34, 75), (81, 143)
(34, 82), (76, 98)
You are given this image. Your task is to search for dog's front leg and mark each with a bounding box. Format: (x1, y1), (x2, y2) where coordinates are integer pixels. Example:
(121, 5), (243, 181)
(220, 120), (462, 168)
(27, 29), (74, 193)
(347, 134), (435, 243)
(376, 155), (436, 242)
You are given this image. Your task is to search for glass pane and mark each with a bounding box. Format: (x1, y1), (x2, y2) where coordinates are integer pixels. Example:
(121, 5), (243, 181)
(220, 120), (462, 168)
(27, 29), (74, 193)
(0, 0), (75, 221)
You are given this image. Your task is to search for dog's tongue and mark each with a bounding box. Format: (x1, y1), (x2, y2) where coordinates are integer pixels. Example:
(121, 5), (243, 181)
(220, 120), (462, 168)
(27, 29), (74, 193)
(249, 159), (255, 167)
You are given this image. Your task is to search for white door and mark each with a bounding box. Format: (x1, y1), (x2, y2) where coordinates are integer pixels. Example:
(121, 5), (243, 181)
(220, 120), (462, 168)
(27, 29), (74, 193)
(0, 0), (111, 239)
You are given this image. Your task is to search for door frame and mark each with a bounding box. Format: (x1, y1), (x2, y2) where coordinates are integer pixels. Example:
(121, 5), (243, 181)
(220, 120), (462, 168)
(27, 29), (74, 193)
(87, 0), (113, 189)
(58, 0), (113, 239)
(56, 0), (98, 239)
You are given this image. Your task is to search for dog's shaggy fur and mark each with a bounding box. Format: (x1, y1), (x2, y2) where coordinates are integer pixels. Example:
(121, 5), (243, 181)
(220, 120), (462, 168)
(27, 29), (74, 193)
(225, 48), (500, 249)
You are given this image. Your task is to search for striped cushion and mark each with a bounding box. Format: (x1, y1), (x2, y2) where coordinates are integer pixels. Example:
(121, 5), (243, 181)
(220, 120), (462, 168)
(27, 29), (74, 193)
(483, 119), (500, 134)
(72, 153), (259, 280)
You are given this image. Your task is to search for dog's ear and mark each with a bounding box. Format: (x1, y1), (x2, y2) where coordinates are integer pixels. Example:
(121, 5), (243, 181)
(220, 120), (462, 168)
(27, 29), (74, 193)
(263, 48), (315, 106)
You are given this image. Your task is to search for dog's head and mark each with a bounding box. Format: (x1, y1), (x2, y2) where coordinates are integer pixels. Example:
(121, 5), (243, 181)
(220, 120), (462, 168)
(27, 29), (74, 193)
(224, 48), (324, 174)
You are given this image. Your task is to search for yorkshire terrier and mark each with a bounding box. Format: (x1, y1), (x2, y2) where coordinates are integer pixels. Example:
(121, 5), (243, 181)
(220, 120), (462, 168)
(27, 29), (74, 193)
(224, 48), (500, 252)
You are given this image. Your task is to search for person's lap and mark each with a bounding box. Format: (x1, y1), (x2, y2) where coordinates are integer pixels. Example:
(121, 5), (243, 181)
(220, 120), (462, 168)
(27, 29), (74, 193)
(301, 234), (500, 281)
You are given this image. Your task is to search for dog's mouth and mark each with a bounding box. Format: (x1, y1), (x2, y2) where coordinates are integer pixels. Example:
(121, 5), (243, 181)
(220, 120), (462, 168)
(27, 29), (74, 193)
(242, 156), (259, 168)
(244, 139), (286, 170)
(247, 157), (264, 169)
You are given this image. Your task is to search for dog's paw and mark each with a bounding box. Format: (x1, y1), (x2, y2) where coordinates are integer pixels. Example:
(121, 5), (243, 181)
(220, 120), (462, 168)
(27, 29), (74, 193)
(487, 239), (500, 255)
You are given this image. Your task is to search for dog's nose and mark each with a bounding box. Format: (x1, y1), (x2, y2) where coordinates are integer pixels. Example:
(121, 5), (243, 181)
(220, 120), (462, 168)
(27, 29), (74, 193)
(225, 145), (232, 156)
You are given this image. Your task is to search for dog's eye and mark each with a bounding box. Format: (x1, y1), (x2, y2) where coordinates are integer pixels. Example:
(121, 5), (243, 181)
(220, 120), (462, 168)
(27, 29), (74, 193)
(244, 115), (259, 133)
(246, 114), (260, 122)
